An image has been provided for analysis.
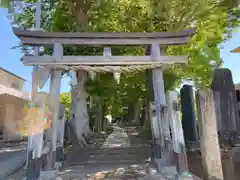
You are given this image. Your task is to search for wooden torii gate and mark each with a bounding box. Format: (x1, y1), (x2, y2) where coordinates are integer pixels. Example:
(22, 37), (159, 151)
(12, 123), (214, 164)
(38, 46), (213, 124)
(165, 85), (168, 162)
(13, 28), (196, 179)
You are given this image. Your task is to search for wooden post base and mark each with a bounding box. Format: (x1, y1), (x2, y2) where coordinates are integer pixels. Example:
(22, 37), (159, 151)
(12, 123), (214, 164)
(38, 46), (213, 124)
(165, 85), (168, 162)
(26, 151), (42, 180)
(56, 147), (64, 162)
(152, 138), (161, 158)
(42, 151), (56, 171)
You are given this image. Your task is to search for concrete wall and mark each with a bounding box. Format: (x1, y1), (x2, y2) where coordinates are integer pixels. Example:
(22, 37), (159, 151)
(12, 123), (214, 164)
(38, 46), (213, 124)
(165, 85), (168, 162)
(235, 83), (240, 90)
(0, 69), (24, 92)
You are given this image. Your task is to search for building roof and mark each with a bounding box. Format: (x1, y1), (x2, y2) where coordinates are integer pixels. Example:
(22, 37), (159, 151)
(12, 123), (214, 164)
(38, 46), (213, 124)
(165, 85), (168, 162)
(0, 67), (26, 81)
(235, 83), (240, 90)
(231, 47), (240, 53)
(0, 84), (30, 101)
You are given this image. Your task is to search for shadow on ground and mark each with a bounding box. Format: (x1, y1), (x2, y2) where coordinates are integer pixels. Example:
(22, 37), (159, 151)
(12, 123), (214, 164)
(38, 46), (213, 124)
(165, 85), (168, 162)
(57, 123), (158, 180)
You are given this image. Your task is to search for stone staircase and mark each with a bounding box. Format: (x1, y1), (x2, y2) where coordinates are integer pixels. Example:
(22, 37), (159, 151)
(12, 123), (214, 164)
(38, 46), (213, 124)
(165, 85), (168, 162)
(57, 125), (161, 180)
(67, 145), (151, 167)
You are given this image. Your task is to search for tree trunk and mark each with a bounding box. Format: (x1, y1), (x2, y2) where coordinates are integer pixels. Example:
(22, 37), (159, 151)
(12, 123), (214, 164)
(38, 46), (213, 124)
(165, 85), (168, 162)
(127, 104), (134, 122)
(143, 99), (151, 130)
(143, 68), (154, 129)
(70, 71), (92, 147)
(98, 101), (103, 132)
(133, 102), (140, 123)
(101, 102), (106, 132)
(68, 0), (94, 146)
(140, 104), (145, 127)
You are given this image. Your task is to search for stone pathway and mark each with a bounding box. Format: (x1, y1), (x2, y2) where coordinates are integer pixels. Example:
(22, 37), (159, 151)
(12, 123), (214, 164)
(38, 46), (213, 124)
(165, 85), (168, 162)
(57, 124), (163, 180)
(7, 125), (164, 180)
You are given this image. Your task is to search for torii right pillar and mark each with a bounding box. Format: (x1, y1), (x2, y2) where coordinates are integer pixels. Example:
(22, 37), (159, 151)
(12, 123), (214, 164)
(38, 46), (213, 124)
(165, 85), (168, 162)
(151, 44), (176, 175)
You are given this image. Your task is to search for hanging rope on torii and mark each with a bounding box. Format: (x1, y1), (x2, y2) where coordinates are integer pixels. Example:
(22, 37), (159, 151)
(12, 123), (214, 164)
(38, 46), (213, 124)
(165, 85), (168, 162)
(41, 64), (163, 72)
(24, 48), (186, 84)
(26, 45), (186, 73)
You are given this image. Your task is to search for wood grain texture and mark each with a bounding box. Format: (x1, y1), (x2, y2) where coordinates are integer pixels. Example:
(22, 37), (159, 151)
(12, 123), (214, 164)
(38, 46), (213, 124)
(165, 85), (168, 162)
(151, 44), (175, 166)
(57, 104), (66, 148)
(13, 27), (196, 38)
(19, 36), (191, 45)
(167, 91), (189, 174)
(22, 55), (187, 66)
(45, 43), (63, 169)
(167, 91), (185, 153)
(31, 93), (47, 158)
(47, 43), (63, 151)
(13, 28), (195, 45)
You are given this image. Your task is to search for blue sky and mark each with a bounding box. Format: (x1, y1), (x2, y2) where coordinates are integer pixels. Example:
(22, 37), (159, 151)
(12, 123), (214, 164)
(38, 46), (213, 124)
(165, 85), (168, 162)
(0, 8), (71, 93)
(0, 8), (240, 94)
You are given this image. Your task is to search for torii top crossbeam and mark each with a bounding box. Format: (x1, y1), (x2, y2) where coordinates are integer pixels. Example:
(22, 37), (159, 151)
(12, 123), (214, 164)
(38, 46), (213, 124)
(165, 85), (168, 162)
(13, 28), (195, 46)
(13, 28), (195, 72)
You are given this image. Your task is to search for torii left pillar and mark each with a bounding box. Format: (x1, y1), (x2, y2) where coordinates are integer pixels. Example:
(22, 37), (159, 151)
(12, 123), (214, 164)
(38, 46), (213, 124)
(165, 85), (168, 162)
(56, 104), (66, 165)
(26, 94), (47, 180)
(43, 43), (63, 172)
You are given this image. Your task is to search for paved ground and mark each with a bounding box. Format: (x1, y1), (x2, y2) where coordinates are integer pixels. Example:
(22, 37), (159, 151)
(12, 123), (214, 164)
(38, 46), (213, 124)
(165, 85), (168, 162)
(57, 124), (163, 180)
(0, 141), (27, 180)
(7, 125), (164, 180)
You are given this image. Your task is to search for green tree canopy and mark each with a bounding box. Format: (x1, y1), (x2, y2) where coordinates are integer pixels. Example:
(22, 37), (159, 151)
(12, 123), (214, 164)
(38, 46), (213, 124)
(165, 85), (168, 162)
(2, 0), (240, 115)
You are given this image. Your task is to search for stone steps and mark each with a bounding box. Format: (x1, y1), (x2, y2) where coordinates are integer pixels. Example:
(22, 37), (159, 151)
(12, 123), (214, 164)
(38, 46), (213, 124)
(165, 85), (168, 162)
(71, 153), (149, 162)
(87, 153), (149, 159)
(66, 145), (152, 162)
(72, 144), (151, 151)
(59, 125), (156, 179)
(91, 148), (151, 155)
(68, 159), (148, 166)
(67, 145), (151, 166)
(57, 163), (159, 180)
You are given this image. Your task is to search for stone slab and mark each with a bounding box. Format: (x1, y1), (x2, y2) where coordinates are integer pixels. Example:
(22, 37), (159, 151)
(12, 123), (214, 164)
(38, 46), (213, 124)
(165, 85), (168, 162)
(40, 170), (57, 180)
(55, 162), (63, 170)
(154, 158), (177, 179)
(178, 172), (202, 180)
(154, 158), (202, 180)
